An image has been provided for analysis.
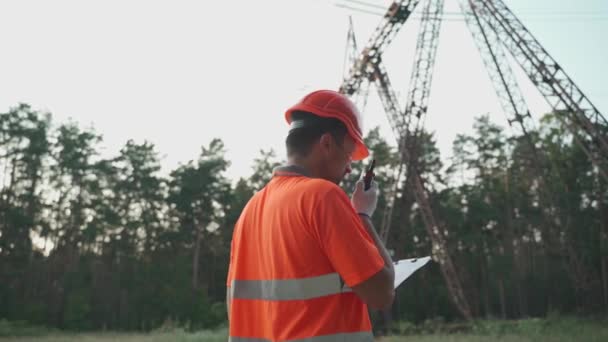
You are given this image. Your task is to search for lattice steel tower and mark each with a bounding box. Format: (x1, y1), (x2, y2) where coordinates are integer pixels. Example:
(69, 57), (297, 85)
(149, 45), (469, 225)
(339, 0), (607, 320)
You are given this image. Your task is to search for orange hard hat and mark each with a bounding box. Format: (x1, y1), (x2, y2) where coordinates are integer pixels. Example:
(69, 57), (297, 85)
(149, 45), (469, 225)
(284, 90), (369, 161)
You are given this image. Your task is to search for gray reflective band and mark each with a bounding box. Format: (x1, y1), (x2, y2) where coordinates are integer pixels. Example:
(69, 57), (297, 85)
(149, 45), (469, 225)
(231, 272), (351, 301)
(229, 331), (373, 342)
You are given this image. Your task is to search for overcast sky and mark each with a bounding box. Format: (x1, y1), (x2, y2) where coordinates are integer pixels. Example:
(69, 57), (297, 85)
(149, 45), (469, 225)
(1, 0), (606, 181)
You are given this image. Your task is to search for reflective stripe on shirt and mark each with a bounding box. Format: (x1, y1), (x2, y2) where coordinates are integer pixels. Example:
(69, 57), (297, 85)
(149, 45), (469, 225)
(231, 272), (352, 301)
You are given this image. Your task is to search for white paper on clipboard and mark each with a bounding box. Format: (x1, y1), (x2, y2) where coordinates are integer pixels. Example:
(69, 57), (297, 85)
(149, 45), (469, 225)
(394, 256), (431, 288)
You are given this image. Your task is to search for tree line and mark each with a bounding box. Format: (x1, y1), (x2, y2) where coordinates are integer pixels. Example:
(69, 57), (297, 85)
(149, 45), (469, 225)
(0, 103), (606, 331)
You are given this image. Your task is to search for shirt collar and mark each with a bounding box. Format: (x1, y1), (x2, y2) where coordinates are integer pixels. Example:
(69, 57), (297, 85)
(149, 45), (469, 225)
(272, 164), (311, 178)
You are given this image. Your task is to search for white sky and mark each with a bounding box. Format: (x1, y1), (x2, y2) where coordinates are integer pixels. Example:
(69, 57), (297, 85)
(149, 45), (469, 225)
(1, 0), (606, 181)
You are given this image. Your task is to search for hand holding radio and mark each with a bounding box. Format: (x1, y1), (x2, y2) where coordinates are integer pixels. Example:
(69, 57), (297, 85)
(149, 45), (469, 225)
(352, 159), (378, 218)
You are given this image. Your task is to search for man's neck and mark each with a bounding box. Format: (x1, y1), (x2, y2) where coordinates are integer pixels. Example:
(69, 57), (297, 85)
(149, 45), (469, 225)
(274, 164), (311, 177)
(286, 157), (317, 178)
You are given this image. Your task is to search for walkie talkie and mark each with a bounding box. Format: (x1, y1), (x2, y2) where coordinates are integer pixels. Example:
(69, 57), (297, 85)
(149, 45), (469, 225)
(363, 159), (376, 191)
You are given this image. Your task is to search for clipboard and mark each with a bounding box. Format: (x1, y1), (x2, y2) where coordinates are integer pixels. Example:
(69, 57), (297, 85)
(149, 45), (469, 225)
(393, 256), (431, 288)
(341, 256), (431, 292)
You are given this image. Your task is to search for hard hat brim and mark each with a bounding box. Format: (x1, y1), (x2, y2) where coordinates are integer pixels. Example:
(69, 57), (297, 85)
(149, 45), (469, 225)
(352, 139), (369, 161)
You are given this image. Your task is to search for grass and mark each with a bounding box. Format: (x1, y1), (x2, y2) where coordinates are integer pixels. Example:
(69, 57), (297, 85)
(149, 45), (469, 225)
(382, 316), (608, 342)
(0, 327), (228, 342)
(1, 317), (607, 341)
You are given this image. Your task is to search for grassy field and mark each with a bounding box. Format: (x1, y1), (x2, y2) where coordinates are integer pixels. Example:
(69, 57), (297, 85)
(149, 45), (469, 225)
(0, 329), (227, 342)
(2, 317), (608, 341)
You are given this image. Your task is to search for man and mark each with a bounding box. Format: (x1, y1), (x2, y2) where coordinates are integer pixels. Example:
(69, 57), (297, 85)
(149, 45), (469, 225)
(226, 90), (395, 341)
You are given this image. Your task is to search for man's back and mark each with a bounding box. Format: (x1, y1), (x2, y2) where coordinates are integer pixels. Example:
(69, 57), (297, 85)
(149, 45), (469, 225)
(227, 169), (384, 341)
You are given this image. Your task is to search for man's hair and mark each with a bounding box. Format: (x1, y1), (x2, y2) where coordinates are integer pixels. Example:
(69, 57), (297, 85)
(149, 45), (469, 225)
(286, 111), (348, 157)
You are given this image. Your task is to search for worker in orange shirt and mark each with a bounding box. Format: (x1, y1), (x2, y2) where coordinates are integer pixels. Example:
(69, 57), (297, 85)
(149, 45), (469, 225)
(226, 89), (395, 341)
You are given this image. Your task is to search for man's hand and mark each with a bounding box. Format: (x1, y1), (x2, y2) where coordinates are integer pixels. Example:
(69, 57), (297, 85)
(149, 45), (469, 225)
(351, 179), (378, 217)
(350, 182), (395, 310)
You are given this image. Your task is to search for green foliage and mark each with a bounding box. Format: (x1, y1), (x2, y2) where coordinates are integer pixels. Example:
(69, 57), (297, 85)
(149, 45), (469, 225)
(248, 148), (282, 191)
(0, 103), (607, 332)
(63, 290), (92, 330)
(0, 319), (57, 337)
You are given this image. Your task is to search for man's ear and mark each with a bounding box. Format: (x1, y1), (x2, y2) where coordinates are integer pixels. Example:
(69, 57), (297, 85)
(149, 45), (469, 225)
(318, 133), (334, 154)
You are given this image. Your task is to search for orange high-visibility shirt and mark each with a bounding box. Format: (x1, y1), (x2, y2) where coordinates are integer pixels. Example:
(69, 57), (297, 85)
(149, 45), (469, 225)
(226, 166), (385, 341)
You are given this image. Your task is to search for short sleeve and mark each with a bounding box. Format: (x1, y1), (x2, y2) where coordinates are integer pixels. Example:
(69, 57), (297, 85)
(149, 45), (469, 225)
(312, 186), (385, 288)
(226, 221), (239, 287)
